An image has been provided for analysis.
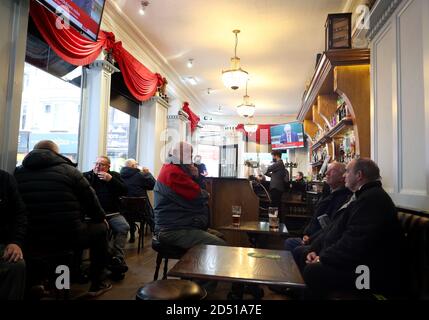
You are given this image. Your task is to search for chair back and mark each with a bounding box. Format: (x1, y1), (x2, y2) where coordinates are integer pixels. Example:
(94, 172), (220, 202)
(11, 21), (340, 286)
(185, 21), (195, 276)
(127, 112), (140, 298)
(120, 196), (149, 223)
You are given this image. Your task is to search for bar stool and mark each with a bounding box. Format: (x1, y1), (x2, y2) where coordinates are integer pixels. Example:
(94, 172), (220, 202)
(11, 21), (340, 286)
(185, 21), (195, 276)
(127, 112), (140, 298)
(151, 236), (187, 280)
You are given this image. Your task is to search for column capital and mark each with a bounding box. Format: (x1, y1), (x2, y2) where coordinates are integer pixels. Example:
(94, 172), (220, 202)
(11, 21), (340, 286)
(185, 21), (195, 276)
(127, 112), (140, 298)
(88, 60), (119, 74)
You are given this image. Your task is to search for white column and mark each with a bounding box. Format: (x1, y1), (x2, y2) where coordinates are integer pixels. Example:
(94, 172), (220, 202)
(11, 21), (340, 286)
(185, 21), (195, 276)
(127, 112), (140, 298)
(78, 60), (119, 171)
(137, 97), (169, 178)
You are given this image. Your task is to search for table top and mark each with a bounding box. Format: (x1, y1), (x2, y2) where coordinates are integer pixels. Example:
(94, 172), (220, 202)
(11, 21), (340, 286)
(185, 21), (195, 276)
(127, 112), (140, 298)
(218, 221), (288, 235)
(168, 245), (305, 288)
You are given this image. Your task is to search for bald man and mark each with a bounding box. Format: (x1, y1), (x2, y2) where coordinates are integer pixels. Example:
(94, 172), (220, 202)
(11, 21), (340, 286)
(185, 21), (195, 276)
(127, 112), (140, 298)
(285, 162), (352, 252)
(153, 142), (225, 249)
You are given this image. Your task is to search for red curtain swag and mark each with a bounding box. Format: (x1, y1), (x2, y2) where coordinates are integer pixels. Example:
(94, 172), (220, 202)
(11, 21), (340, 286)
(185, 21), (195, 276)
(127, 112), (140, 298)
(30, 1), (164, 102)
(182, 102), (200, 133)
(236, 124), (273, 144)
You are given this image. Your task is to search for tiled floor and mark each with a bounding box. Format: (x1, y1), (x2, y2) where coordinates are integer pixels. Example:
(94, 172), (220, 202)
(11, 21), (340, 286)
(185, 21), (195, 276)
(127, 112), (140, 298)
(68, 233), (292, 300)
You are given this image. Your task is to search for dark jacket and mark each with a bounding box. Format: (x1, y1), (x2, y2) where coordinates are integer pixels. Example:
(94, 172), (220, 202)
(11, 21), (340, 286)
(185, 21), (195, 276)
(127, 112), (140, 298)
(310, 181), (402, 292)
(14, 149), (105, 245)
(0, 170), (27, 248)
(83, 170), (127, 214)
(120, 167), (155, 197)
(265, 159), (286, 192)
(304, 186), (352, 236)
(154, 163), (209, 233)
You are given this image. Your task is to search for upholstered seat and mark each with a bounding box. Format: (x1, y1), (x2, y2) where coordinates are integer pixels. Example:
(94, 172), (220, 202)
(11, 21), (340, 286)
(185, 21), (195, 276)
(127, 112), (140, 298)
(136, 279), (207, 300)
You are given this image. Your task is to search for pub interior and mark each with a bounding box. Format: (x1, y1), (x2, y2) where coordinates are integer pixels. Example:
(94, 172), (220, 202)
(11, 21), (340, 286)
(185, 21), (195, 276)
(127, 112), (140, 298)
(1, 0), (429, 302)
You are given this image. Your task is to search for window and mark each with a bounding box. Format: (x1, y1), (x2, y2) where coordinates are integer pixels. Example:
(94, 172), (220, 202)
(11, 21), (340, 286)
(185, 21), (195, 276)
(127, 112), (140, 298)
(17, 63), (82, 165)
(106, 106), (138, 172)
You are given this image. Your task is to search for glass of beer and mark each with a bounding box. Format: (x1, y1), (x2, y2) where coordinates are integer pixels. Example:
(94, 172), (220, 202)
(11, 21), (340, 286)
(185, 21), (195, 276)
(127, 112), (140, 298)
(232, 205), (242, 227)
(268, 207), (279, 229)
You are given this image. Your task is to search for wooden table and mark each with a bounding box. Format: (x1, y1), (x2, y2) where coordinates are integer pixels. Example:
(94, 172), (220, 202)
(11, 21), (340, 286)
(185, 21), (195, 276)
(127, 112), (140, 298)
(168, 244), (305, 289)
(218, 221), (289, 248)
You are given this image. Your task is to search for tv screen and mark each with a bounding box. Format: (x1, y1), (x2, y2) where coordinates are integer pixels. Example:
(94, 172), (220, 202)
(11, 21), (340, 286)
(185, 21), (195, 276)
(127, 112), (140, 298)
(36, 0), (106, 41)
(270, 122), (305, 150)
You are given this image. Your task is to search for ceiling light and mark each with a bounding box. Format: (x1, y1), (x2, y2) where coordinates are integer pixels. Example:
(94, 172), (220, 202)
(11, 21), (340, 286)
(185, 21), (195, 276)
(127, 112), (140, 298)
(244, 124), (258, 133)
(139, 1), (149, 15)
(184, 76), (198, 86)
(187, 59), (194, 68)
(222, 30), (249, 90)
(236, 81), (255, 117)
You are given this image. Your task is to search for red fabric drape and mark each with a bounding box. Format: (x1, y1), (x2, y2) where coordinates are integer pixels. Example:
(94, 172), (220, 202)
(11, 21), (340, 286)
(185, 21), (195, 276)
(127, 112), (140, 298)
(30, 1), (109, 66)
(236, 124), (274, 144)
(112, 41), (164, 102)
(30, 1), (165, 102)
(182, 102), (200, 133)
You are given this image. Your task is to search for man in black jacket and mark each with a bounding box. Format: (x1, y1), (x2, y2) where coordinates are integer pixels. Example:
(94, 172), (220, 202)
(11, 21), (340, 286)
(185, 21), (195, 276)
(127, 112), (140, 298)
(120, 159), (156, 242)
(84, 156), (129, 275)
(297, 158), (402, 297)
(14, 140), (111, 297)
(0, 170), (27, 300)
(285, 162), (351, 252)
(264, 150), (286, 215)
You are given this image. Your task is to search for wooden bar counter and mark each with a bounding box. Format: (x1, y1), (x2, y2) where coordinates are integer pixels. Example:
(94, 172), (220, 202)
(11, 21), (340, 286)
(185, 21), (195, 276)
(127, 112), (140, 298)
(205, 177), (259, 247)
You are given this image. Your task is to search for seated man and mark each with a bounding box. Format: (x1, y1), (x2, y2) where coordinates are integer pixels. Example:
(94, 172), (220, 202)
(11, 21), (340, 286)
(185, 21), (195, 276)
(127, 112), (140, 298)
(285, 162), (351, 253)
(14, 141), (111, 297)
(0, 170), (27, 300)
(120, 159), (156, 242)
(84, 156), (129, 276)
(295, 158), (402, 297)
(154, 142), (225, 249)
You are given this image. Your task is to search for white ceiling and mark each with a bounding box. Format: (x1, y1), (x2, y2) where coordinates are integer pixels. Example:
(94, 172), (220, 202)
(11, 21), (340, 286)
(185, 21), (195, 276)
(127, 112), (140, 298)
(112, 0), (348, 117)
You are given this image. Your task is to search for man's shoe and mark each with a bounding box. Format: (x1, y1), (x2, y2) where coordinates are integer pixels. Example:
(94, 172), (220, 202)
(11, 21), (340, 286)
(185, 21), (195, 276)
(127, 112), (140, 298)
(107, 257), (129, 274)
(87, 281), (112, 297)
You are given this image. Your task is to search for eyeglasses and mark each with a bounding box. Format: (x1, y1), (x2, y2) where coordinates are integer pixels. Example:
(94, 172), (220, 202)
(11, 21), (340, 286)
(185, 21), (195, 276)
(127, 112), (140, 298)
(94, 162), (109, 167)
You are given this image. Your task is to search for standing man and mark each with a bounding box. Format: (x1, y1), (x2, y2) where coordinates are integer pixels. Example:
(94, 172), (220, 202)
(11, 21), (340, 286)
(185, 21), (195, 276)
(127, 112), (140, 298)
(120, 159), (156, 242)
(0, 170), (27, 300)
(84, 156), (129, 276)
(264, 150), (286, 214)
(193, 155), (208, 189)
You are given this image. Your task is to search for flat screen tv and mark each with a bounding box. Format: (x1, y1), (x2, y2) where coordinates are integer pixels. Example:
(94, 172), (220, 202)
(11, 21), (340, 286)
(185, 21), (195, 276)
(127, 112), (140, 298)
(270, 122), (305, 150)
(36, 0), (106, 41)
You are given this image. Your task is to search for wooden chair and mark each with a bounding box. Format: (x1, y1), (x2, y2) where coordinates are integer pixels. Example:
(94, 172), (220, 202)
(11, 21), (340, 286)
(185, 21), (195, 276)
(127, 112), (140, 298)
(120, 196), (152, 254)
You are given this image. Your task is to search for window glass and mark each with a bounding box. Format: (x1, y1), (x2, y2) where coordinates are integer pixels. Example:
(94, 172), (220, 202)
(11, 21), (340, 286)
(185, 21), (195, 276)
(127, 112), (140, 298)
(107, 106), (138, 172)
(17, 63), (82, 165)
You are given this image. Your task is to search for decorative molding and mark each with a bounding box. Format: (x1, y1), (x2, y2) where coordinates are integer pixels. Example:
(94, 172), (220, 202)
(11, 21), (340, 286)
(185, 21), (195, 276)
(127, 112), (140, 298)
(145, 96), (170, 109)
(297, 49), (370, 121)
(102, 1), (206, 114)
(88, 60), (119, 74)
(368, 0), (403, 41)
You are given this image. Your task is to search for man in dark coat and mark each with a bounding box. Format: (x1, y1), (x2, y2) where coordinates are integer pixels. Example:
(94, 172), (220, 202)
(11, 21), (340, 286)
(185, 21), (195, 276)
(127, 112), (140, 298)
(14, 140), (111, 297)
(296, 158), (402, 297)
(120, 158), (156, 242)
(285, 162), (352, 252)
(264, 150), (286, 215)
(84, 156), (129, 274)
(0, 170), (27, 300)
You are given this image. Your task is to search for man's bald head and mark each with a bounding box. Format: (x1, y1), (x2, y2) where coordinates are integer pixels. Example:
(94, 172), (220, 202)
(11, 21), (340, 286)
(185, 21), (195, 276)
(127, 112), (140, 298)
(169, 142), (193, 164)
(325, 162), (346, 190)
(33, 140), (59, 154)
(124, 159), (138, 168)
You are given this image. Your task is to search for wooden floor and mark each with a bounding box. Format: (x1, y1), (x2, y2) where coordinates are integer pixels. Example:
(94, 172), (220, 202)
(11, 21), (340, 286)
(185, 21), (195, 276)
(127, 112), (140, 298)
(69, 233), (292, 300)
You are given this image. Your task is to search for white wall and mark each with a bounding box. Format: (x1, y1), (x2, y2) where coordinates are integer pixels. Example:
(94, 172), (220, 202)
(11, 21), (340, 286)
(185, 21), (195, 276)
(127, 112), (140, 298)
(371, 0), (429, 210)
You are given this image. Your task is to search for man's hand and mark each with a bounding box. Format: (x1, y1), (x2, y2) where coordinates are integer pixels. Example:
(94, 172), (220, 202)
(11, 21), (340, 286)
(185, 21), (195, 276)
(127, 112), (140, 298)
(97, 171), (112, 182)
(189, 165), (199, 178)
(2, 244), (23, 263)
(142, 167), (150, 174)
(302, 235), (310, 245)
(305, 251), (320, 264)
